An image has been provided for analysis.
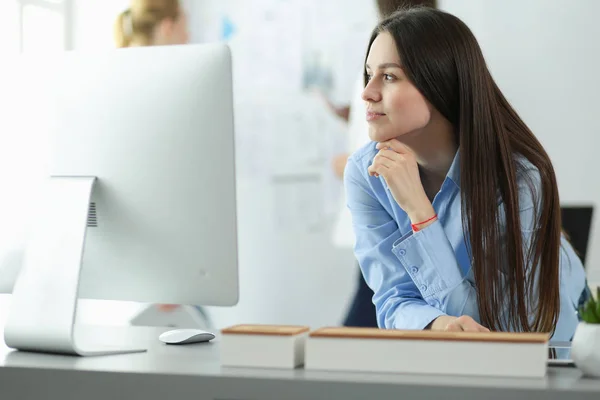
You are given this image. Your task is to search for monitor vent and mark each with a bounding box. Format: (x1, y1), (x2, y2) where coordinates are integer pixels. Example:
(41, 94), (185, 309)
(87, 202), (98, 228)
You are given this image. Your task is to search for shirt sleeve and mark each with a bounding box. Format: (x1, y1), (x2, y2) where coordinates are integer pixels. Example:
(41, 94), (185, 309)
(344, 156), (446, 330)
(391, 219), (480, 323)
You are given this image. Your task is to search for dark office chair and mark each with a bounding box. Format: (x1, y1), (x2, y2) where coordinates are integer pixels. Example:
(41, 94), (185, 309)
(560, 205), (594, 268)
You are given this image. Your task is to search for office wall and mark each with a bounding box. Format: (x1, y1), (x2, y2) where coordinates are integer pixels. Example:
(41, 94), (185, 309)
(71, 0), (127, 50)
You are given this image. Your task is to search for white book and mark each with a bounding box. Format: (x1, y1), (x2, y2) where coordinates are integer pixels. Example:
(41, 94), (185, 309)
(220, 324), (310, 369)
(305, 327), (549, 378)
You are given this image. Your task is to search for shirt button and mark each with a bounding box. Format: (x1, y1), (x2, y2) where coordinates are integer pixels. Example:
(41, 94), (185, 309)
(398, 249), (406, 256)
(420, 285), (427, 292)
(411, 266), (418, 274)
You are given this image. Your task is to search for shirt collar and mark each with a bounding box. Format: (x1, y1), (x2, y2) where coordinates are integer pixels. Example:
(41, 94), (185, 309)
(447, 150), (461, 189)
(376, 148), (461, 190)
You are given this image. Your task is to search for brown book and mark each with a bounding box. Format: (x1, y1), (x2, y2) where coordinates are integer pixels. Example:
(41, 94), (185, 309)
(222, 324), (310, 336)
(310, 327), (549, 343)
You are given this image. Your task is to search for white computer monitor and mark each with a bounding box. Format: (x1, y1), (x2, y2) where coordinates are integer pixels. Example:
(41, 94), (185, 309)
(0, 44), (239, 355)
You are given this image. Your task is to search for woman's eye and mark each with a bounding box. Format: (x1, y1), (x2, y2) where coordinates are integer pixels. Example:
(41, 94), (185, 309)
(384, 74), (395, 81)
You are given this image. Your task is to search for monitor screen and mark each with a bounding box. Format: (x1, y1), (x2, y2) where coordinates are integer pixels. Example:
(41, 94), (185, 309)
(0, 44), (239, 355)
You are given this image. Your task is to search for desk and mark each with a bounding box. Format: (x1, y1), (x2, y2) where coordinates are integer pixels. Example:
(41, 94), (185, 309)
(0, 326), (599, 400)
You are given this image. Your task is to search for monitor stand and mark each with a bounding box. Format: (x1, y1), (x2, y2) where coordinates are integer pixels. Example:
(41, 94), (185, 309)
(3, 176), (146, 356)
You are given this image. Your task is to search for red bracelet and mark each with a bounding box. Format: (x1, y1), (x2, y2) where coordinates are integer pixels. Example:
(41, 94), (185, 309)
(411, 214), (438, 232)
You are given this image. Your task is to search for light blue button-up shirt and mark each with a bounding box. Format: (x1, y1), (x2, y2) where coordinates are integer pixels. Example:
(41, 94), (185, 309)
(344, 142), (587, 341)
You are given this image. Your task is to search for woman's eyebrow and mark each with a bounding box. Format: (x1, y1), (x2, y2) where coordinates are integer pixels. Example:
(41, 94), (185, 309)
(365, 62), (403, 70)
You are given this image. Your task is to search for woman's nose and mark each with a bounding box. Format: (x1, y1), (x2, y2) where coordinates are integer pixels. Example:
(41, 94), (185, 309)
(362, 80), (381, 103)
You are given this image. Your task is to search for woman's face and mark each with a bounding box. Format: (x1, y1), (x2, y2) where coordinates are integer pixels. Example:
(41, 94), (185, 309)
(156, 10), (189, 45)
(362, 31), (432, 143)
(168, 11), (189, 45)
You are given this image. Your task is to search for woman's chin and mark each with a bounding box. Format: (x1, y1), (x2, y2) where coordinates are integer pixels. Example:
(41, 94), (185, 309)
(369, 131), (396, 143)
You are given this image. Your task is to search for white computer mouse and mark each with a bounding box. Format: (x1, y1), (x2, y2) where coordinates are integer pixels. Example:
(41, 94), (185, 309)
(158, 329), (215, 345)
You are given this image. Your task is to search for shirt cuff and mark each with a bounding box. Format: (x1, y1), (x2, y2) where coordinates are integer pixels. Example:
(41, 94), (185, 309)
(391, 220), (465, 298)
(392, 301), (446, 330)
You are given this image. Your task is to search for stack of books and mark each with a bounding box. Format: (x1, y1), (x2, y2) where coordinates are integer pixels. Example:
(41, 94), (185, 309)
(219, 325), (550, 377)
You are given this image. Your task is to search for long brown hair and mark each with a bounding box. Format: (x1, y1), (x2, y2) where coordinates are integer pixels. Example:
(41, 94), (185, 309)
(375, 0), (437, 18)
(366, 7), (560, 333)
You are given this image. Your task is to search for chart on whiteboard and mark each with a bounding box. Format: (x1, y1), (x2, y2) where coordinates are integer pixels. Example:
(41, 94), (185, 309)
(196, 0), (378, 231)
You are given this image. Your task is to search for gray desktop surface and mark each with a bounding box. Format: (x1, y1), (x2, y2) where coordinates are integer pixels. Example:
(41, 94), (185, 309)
(0, 325), (599, 400)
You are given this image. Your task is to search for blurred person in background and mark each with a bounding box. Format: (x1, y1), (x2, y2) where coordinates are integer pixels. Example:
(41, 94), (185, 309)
(114, 0), (189, 48)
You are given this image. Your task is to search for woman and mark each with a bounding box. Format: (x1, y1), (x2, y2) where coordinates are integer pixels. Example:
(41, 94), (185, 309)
(345, 7), (588, 340)
(114, 0), (189, 48)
